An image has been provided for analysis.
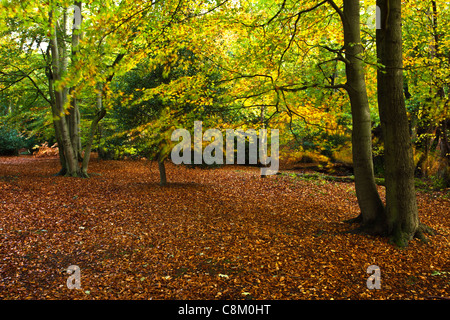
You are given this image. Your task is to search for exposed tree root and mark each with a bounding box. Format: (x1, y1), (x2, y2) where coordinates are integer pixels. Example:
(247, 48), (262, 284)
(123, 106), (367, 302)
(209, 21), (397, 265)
(79, 170), (90, 179)
(388, 223), (436, 247)
(343, 217), (435, 247)
(413, 223), (436, 243)
(59, 169), (90, 178)
(344, 214), (362, 224)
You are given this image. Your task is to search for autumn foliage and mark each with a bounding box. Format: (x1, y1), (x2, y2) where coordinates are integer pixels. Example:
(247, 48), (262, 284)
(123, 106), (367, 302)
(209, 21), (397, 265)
(0, 0), (449, 301)
(0, 156), (448, 299)
(33, 142), (59, 158)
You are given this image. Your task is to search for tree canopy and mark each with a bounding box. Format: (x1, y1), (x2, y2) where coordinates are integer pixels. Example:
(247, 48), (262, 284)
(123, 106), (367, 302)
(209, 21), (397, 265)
(0, 0), (449, 245)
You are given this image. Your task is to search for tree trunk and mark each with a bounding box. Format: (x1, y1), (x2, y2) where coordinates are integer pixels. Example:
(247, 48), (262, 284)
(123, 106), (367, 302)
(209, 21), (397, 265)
(47, 3), (93, 177)
(81, 84), (106, 177)
(81, 109), (106, 177)
(47, 62), (67, 176)
(49, 9), (79, 177)
(376, 0), (421, 246)
(341, 0), (385, 230)
(69, 1), (82, 162)
(158, 159), (167, 186)
(69, 88), (81, 163)
(156, 147), (167, 186)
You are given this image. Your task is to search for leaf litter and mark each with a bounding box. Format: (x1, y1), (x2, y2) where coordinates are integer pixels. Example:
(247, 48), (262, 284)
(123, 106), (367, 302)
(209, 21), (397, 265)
(0, 156), (449, 300)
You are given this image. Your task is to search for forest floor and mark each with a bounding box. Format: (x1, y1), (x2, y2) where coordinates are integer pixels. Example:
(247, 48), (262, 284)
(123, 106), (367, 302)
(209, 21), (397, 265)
(0, 156), (449, 300)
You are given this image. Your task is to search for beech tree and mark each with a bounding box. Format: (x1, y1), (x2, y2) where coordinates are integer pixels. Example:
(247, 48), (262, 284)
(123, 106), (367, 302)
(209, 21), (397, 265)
(211, 0), (385, 225)
(375, 0), (434, 245)
(48, 3), (83, 177)
(47, 1), (137, 177)
(0, 0), (446, 247)
(326, 0), (385, 229)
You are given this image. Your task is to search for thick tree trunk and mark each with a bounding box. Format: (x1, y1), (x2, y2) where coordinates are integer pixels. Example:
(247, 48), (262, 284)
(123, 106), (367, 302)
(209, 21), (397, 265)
(49, 10), (79, 177)
(376, 0), (421, 246)
(48, 3), (95, 178)
(69, 2), (82, 162)
(47, 66), (67, 176)
(69, 92), (81, 161)
(341, 0), (385, 230)
(53, 119), (68, 176)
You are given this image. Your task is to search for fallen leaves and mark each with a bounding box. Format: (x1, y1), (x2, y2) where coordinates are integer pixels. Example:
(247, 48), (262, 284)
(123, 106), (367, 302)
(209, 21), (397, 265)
(0, 156), (449, 300)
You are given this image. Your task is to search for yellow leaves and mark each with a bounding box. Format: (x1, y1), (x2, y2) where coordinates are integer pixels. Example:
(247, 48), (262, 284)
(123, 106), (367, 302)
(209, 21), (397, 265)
(162, 65), (171, 79)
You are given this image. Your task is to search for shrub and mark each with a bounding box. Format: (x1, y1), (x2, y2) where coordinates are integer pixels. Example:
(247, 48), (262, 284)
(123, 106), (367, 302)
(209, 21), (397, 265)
(0, 125), (27, 155)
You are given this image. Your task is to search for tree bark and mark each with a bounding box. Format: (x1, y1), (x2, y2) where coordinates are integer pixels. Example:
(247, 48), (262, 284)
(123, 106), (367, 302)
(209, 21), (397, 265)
(69, 1), (82, 162)
(49, 9), (79, 177)
(158, 159), (167, 186)
(155, 147), (167, 186)
(81, 109), (106, 177)
(47, 60), (67, 176)
(48, 2), (101, 178)
(376, 0), (420, 246)
(81, 82), (106, 177)
(341, 0), (386, 230)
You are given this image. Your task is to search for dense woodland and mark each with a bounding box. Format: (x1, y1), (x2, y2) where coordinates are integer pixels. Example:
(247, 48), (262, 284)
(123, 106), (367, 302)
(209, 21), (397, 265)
(0, 0), (449, 300)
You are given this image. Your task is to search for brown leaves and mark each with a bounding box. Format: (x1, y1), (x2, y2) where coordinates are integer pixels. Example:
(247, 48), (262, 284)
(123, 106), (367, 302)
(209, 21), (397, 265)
(0, 156), (449, 299)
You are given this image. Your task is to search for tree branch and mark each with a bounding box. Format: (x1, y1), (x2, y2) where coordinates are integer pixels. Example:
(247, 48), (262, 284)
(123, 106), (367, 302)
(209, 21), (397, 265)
(275, 83), (347, 92)
(326, 0), (344, 21)
(276, 1), (329, 77)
